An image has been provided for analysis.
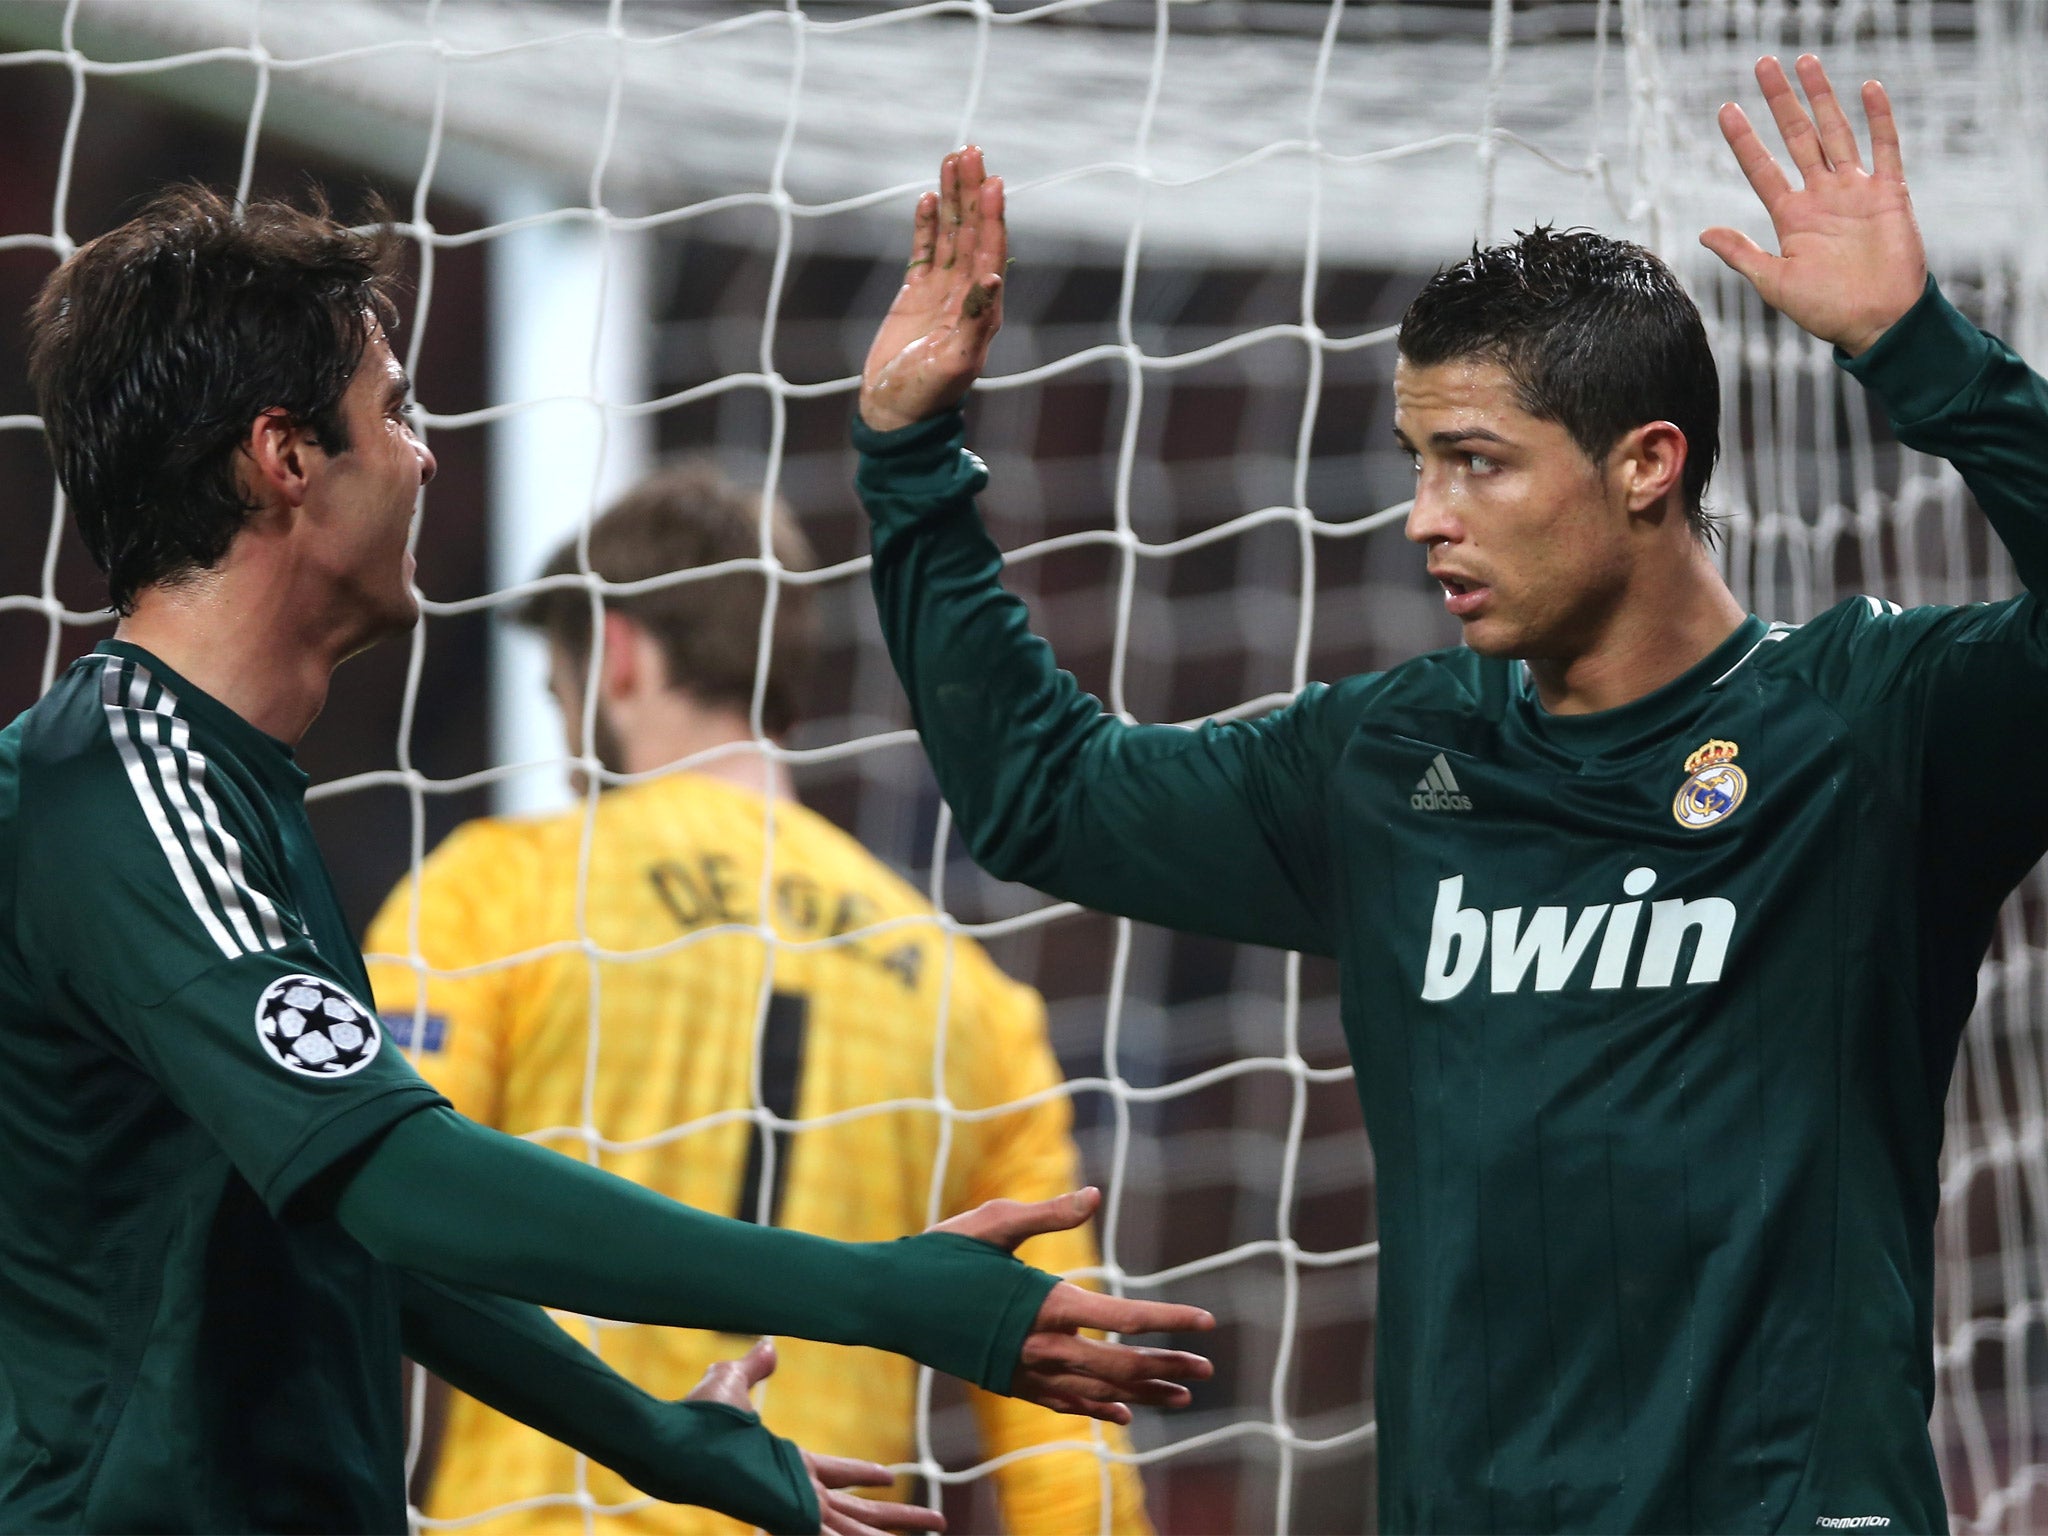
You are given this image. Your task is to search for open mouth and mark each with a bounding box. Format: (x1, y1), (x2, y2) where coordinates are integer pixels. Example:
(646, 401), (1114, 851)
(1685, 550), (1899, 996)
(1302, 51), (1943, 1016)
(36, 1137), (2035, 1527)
(1435, 573), (1491, 617)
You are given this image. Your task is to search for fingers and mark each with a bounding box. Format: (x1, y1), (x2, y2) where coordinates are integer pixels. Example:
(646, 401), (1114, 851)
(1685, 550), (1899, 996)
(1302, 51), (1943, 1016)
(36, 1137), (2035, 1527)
(684, 1337), (777, 1407)
(807, 1453), (896, 1490)
(1021, 1330), (1213, 1390)
(1019, 1389), (1134, 1426)
(1012, 1287), (1212, 1419)
(956, 148), (1001, 277)
(1864, 78), (1905, 183)
(951, 148), (1007, 349)
(981, 171), (1006, 283)
(956, 145), (985, 273)
(1755, 55), (1829, 179)
(932, 1187), (1100, 1251)
(934, 150), (963, 273)
(1698, 226), (1776, 288)
(735, 1336), (777, 1387)
(1715, 102), (1793, 212)
(806, 1453), (946, 1536)
(826, 1490), (945, 1533)
(1022, 1364), (1192, 1412)
(906, 191), (938, 277)
(972, 174), (1007, 333)
(822, 1492), (947, 1536)
(1794, 53), (1862, 170)
(1037, 1280), (1216, 1338)
(1024, 1369), (1194, 1415)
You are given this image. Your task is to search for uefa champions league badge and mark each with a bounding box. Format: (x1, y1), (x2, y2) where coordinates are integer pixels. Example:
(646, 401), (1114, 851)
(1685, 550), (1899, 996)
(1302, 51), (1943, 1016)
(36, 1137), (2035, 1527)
(254, 974), (383, 1078)
(1672, 738), (1747, 829)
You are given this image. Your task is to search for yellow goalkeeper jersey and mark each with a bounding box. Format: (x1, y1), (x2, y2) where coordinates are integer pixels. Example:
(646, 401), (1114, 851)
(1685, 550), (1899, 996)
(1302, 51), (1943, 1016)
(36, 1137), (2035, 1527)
(364, 771), (1148, 1536)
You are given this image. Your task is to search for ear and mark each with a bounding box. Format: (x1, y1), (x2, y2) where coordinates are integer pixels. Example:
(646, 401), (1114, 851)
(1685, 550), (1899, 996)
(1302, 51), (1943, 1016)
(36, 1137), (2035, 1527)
(1612, 422), (1689, 516)
(239, 409), (322, 511)
(597, 609), (658, 703)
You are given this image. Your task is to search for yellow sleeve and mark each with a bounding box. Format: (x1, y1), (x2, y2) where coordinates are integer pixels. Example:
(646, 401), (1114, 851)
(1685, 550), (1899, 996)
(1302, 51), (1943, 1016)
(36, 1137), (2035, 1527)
(362, 820), (532, 1128)
(953, 966), (1154, 1536)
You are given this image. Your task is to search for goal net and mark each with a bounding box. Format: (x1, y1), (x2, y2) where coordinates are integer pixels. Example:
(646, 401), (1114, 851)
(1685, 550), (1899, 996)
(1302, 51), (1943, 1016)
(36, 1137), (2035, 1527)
(3, 1), (2046, 1531)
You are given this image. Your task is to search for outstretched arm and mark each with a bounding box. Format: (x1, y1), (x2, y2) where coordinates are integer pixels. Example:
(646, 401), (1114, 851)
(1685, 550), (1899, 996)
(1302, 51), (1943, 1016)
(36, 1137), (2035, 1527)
(683, 1340), (951, 1536)
(403, 1288), (941, 1536)
(340, 1108), (1211, 1421)
(856, 149), (1356, 955)
(398, 1277), (823, 1533)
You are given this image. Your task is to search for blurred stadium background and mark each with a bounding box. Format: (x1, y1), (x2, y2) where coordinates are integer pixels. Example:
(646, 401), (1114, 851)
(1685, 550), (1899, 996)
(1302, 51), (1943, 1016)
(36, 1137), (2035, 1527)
(2, 1), (2048, 1531)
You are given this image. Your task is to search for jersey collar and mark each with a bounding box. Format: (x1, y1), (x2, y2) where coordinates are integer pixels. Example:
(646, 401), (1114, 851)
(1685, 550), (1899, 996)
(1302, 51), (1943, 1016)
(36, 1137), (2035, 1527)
(1510, 614), (1768, 758)
(92, 639), (309, 798)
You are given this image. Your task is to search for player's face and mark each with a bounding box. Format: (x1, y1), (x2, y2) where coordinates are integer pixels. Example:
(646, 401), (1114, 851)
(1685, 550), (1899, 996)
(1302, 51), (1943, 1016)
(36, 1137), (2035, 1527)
(1395, 355), (1631, 660)
(304, 326), (436, 648)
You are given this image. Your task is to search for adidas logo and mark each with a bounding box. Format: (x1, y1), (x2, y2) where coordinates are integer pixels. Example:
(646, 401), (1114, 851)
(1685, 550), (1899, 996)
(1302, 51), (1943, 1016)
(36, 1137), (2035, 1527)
(1411, 753), (1473, 812)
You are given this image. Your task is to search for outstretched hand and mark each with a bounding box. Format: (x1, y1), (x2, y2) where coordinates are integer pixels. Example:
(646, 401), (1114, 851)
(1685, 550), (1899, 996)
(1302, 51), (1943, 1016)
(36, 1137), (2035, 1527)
(1701, 53), (1926, 355)
(930, 1187), (1215, 1424)
(859, 146), (1007, 432)
(686, 1340), (945, 1536)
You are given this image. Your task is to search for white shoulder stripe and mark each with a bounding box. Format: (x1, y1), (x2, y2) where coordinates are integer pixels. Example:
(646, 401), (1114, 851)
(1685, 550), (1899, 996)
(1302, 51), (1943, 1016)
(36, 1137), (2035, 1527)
(136, 666), (288, 954)
(101, 661), (242, 960)
(1710, 622), (1797, 687)
(145, 684), (284, 950)
(176, 724), (287, 951)
(131, 677), (266, 954)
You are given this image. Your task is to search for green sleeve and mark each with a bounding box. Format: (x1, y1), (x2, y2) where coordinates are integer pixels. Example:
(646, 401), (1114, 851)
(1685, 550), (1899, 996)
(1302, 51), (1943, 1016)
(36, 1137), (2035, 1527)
(397, 1273), (819, 1534)
(1841, 275), (2048, 593)
(15, 701), (445, 1216)
(856, 410), (1356, 957)
(1828, 279), (2048, 900)
(338, 1106), (1053, 1395)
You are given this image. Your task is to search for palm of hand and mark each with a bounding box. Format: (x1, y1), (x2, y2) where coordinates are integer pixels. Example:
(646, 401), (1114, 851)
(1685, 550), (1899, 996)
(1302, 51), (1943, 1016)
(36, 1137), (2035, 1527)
(861, 286), (980, 426)
(1702, 56), (1927, 356)
(1754, 175), (1923, 352)
(859, 147), (1008, 432)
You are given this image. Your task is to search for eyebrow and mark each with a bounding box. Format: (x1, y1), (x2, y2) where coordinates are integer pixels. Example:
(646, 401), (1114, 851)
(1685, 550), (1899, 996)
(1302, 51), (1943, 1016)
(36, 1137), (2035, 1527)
(385, 372), (414, 406)
(1392, 426), (1514, 451)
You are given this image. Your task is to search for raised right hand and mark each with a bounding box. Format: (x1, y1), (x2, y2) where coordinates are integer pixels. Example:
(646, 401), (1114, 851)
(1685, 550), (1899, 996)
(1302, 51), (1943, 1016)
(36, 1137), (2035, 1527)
(1700, 54), (1925, 356)
(858, 146), (1007, 432)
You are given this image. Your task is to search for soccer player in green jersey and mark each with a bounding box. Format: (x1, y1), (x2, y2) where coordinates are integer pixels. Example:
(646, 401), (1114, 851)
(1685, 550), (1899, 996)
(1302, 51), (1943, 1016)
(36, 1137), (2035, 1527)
(852, 54), (2043, 1533)
(0, 187), (1217, 1535)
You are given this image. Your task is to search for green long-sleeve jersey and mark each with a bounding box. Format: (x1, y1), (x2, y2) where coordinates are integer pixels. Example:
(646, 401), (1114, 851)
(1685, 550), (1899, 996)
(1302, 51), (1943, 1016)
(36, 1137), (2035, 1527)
(854, 280), (2048, 1533)
(0, 640), (1053, 1534)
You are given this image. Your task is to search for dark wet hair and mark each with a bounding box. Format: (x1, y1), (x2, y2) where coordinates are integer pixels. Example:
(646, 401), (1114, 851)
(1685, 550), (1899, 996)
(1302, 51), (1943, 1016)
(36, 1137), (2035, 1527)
(27, 184), (403, 613)
(1398, 225), (1722, 542)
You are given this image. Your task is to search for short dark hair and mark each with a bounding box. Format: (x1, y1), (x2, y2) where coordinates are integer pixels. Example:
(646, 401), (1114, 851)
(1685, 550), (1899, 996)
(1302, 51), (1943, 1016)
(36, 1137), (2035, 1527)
(1398, 226), (1722, 542)
(27, 184), (403, 613)
(516, 462), (820, 738)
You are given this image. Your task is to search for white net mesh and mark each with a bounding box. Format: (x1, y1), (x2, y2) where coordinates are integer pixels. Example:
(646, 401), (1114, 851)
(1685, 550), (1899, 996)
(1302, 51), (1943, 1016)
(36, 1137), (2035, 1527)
(5, 1), (2048, 1531)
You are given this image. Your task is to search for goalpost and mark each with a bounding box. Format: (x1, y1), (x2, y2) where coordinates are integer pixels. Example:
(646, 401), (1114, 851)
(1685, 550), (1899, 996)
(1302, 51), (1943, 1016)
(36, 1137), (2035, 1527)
(3, 1), (2047, 1530)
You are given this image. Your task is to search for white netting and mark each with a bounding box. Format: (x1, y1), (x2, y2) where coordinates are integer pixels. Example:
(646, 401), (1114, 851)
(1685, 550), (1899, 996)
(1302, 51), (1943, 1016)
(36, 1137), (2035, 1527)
(5, 1), (2048, 1531)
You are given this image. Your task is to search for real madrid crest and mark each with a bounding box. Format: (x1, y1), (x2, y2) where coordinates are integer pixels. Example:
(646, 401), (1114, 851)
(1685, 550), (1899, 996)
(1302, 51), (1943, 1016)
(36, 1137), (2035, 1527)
(1672, 739), (1747, 829)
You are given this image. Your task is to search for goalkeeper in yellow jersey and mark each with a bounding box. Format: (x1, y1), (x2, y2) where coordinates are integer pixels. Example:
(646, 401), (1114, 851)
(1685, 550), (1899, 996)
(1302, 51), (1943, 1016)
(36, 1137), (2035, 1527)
(365, 463), (1151, 1536)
